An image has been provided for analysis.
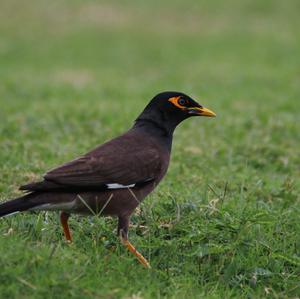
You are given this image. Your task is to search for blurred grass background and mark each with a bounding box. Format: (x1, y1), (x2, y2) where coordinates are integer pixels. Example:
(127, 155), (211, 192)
(0, 0), (300, 298)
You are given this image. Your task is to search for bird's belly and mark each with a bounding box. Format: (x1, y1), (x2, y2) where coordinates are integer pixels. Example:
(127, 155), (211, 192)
(74, 186), (154, 216)
(33, 183), (155, 216)
(30, 200), (77, 212)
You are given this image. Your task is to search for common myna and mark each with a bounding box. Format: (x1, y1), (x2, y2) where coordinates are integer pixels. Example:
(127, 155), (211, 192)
(0, 91), (216, 268)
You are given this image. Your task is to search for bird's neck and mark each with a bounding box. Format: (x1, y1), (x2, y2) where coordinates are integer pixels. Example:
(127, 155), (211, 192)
(132, 117), (174, 152)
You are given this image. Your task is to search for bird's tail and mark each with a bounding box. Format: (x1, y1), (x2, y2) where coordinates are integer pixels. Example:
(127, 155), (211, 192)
(0, 193), (40, 218)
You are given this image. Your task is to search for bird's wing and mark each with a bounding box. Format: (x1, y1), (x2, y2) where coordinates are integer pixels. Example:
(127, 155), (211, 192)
(42, 133), (162, 189)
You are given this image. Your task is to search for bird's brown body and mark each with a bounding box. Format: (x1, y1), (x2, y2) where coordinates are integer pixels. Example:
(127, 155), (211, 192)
(22, 128), (170, 218)
(0, 91), (216, 268)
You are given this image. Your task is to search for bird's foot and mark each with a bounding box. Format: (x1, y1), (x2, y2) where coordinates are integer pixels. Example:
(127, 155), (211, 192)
(122, 239), (151, 269)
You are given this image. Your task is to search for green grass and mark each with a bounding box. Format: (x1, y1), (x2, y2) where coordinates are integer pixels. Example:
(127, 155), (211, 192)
(1, 0), (300, 298)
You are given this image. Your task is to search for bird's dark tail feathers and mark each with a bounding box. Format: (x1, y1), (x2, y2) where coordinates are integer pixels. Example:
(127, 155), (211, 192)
(0, 193), (39, 218)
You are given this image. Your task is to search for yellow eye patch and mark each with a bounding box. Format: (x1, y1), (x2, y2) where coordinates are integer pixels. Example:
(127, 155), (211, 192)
(168, 97), (186, 109)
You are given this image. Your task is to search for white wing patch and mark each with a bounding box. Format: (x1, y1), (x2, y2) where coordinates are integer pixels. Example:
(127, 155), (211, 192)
(106, 183), (135, 189)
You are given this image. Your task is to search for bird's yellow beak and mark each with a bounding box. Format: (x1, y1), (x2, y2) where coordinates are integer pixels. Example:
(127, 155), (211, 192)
(188, 106), (216, 117)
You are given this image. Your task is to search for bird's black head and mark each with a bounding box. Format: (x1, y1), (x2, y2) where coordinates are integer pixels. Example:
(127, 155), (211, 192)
(135, 91), (216, 135)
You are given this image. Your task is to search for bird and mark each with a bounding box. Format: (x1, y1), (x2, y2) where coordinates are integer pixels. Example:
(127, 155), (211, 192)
(0, 91), (216, 268)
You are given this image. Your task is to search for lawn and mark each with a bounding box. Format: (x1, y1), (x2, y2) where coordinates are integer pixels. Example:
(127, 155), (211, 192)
(0, 0), (300, 298)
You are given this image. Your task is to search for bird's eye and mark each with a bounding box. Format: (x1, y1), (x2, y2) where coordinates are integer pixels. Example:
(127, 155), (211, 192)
(178, 98), (187, 106)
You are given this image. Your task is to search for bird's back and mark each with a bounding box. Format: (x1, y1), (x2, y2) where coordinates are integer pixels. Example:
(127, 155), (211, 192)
(20, 128), (171, 193)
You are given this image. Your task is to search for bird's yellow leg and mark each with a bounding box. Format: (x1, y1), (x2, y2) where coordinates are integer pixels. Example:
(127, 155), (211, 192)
(121, 237), (151, 269)
(118, 216), (151, 268)
(60, 212), (72, 242)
